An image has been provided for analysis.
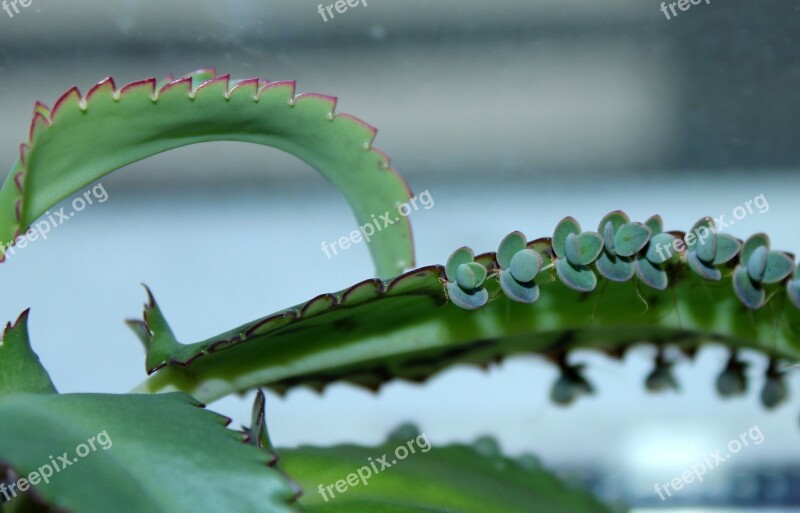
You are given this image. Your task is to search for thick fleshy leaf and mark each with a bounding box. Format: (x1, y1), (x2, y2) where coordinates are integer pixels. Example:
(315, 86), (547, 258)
(686, 251), (722, 281)
(552, 217), (580, 259)
(694, 230), (718, 264)
(446, 282), (489, 310)
(644, 214), (663, 235)
(555, 259), (597, 292)
(733, 266), (766, 310)
(688, 217), (715, 244)
(747, 245), (769, 282)
(602, 222), (616, 255)
(497, 231), (527, 270)
(713, 233), (742, 265)
(789, 280), (800, 309)
(0, 393), (297, 513)
(635, 256), (668, 291)
(0, 310), (57, 396)
(131, 219), (800, 403)
(762, 251), (795, 284)
(445, 247), (474, 283)
(595, 252), (635, 282)
(499, 270), (541, 304)
(614, 223), (651, 258)
(455, 262), (487, 292)
(509, 249), (542, 283)
(0, 71), (413, 278)
(564, 232), (583, 266)
(741, 233), (770, 265)
(597, 211), (629, 234)
(577, 231), (604, 265)
(281, 429), (614, 513)
(646, 232), (677, 264)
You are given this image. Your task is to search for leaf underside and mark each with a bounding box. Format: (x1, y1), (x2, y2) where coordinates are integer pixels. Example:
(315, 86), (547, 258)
(0, 69), (413, 278)
(279, 430), (615, 513)
(0, 392), (297, 513)
(133, 233), (800, 404)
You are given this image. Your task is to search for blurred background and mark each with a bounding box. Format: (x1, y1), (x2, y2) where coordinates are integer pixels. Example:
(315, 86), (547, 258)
(1, 0), (799, 510)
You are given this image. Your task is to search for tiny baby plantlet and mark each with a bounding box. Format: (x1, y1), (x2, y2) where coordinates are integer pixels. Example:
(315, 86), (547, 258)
(1, 69), (799, 512)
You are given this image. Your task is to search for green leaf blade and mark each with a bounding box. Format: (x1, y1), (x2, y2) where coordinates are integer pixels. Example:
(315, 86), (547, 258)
(0, 393), (297, 513)
(0, 310), (57, 396)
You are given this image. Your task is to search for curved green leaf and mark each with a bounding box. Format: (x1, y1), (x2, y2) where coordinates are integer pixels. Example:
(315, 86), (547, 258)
(130, 216), (800, 404)
(279, 429), (615, 513)
(0, 70), (413, 278)
(0, 392), (297, 513)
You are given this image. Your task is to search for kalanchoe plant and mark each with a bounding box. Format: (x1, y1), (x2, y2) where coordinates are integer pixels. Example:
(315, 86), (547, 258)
(733, 233), (795, 309)
(552, 217), (604, 292)
(445, 246), (490, 310)
(496, 231), (544, 304)
(596, 210), (651, 284)
(2, 70), (800, 512)
(684, 216), (742, 281)
(635, 215), (676, 290)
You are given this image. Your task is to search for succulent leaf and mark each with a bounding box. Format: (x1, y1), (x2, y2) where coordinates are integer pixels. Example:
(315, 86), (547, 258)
(128, 214), (800, 403)
(741, 233), (771, 265)
(0, 71), (413, 278)
(456, 262), (488, 292)
(509, 248), (542, 283)
(614, 223), (651, 258)
(595, 252), (635, 282)
(281, 429), (615, 513)
(0, 310), (57, 396)
(713, 233), (743, 265)
(733, 265), (766, 310)
(644, 214), (664, 234)
(646, 232), (677, 264)
(635, 256), (668, 291)
(762, 251), (795, 284)
(552, 217), (581, 259)
(577, 231), (604, 265)
(564, 232), (583, 266)
(499, 270), (541, 304)
(497, 231), (527, 270)
(446, 247), (475, 282)
(0, 393), (298, 513)
(747, 245), (769, 282)
(555, 259), (597, 293)
(446, 281), (489, 310)
(687, 251), (722, 281)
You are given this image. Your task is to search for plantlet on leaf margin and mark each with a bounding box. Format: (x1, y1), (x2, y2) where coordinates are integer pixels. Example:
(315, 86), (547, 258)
(552, 217), (603, 292)
(445, 247), (489, 310)
(496, 231), (544, 304)
(733, 233), (795, 309)
(596, 211), (652, 284)
(684, 217), (742, 281)
(8, 70), (800, 513)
